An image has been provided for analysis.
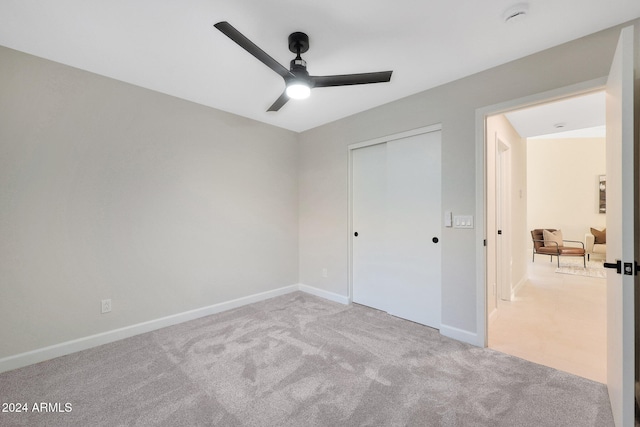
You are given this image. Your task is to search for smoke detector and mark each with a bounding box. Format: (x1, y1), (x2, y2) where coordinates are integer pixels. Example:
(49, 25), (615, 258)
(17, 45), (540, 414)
(503, 3), (529, 23)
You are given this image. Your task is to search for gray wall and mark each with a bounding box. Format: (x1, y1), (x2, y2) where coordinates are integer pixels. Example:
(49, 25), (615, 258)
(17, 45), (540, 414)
(0, 46), (299, 358)
(298, 22), (633, 339)
(1, 19), (635, 360)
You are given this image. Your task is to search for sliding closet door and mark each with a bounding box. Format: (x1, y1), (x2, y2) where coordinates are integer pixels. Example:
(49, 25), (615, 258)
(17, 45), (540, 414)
(352, 142), (390, 312)
(352, 130), (441, 328)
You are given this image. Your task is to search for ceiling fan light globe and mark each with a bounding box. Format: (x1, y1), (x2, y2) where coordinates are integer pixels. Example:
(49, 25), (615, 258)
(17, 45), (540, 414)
(286, 83), (311, 100)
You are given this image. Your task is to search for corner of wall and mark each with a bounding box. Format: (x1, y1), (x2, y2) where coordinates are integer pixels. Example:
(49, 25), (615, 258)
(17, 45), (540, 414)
(298, 284), (350, 305)
(439, 323), (482, 347)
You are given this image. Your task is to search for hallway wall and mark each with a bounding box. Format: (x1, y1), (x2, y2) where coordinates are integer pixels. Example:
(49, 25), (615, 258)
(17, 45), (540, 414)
(527, 137), (606, 242)
(486, 114), (527, 307)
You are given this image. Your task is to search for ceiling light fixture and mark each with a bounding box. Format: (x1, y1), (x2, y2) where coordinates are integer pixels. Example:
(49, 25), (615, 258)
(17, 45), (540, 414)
(503, 3), (529, 24)
(286, 81), (311, 99)
(285, 53), (311, 100)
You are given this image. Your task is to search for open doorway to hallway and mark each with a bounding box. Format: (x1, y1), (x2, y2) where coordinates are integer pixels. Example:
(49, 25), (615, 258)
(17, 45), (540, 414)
(486, 91), (607, 383)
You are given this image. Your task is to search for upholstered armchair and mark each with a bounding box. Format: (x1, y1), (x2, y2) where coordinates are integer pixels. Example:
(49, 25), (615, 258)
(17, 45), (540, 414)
(585, 228), (606, 261)
(531, 228), (586, 267)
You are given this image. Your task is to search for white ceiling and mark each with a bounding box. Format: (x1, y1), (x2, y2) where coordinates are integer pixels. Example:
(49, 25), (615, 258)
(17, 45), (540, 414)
(1, 1), (639, 132)
(505, 91), (606, 139)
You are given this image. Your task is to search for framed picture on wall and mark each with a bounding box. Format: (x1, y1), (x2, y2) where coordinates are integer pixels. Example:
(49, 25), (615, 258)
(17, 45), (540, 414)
(599, 175), (606, 213)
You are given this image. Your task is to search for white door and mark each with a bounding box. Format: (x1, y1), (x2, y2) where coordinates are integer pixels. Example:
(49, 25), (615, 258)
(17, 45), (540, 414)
(352, 142), (390, 313)
(352, 130), (442, 328)
(604, 25), (636, 427)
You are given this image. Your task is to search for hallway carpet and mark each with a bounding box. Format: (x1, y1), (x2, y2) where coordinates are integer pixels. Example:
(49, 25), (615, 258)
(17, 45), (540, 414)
(0, 292), (613, 426)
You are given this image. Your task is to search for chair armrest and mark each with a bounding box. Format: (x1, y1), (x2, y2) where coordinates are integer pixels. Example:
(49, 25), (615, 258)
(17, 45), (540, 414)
(562, 239), (585, 249)
(585, 234), (595, 252)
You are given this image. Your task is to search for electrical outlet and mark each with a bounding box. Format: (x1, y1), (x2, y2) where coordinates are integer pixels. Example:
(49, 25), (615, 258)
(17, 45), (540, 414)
(101, 299), (112, 314)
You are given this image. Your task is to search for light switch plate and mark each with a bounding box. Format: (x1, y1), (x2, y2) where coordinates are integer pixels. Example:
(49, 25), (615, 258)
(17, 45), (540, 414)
(453, 215), (474, 229)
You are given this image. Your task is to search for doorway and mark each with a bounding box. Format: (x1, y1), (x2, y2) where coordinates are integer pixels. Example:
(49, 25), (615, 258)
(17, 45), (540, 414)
(349, 125), (442, 329)
(476, 25), (637, 425)
(485, 90), (608, 383)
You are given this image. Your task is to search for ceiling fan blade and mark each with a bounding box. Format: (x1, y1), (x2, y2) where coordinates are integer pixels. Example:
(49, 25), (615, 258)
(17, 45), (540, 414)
(214, 21), (293, 79)
(311, 71), (392, 88)
(267, 92), (290, 112)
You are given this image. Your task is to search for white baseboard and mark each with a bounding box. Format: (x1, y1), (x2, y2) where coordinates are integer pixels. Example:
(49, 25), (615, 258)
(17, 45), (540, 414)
(488, 307), (498, 324)
(298, 285), (482, 348)
(297, 284), (349, 305)
(511, 276), (527, 299)
(440, 323), (482, 347)
(0, 284), (299, 374)
(2, 284), (473, 374)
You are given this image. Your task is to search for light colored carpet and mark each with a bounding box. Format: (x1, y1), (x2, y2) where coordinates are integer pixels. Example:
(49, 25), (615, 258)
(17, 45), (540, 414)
(556, 259), (606, 278)
(0, 292), (613, 426)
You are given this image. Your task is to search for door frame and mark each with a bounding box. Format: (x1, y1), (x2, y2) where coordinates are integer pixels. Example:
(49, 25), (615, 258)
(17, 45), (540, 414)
(474, 77), (607, 347)
(496, 136), (512, 302)
(347, 123), (442, 303)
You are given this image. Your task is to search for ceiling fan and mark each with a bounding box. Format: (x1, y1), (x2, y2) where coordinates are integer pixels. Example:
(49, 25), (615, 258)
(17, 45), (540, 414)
(214, 21), (393, 112)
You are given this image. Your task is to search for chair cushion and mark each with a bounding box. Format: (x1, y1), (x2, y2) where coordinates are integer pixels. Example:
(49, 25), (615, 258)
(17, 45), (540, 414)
(593, 244), (606, 254)
(537, 246), (585, 256)
(536, 246), (560, 255)
(558, 247), (585, 255)
(543, 229), (563, 247)
(591, 227), (606, 244)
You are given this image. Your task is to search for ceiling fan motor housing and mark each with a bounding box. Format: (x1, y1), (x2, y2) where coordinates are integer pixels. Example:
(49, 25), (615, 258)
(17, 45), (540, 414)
(289, 58), (309, 77)
(288, 32), (310, 85)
